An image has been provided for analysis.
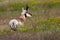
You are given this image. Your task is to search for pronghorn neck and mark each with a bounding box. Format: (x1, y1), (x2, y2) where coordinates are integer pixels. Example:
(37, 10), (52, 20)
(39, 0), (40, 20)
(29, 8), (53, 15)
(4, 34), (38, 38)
(17, 14), (26, 22)
(18, 18), (25, 22)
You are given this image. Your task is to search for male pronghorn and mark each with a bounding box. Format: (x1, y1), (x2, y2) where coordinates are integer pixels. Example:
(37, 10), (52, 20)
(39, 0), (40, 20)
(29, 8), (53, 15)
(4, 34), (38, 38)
(9, 5), (32, 31)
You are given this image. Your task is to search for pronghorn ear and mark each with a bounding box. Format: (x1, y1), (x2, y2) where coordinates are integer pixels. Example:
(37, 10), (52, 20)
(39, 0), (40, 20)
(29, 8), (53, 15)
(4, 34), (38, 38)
(26, 4), (29, 11)
(22, 8), (24, 11)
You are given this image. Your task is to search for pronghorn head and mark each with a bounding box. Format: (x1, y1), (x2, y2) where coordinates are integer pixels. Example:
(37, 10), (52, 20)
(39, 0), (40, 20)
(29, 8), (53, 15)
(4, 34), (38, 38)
(24, 12), (32, 17)
(21, 4), (32, 18)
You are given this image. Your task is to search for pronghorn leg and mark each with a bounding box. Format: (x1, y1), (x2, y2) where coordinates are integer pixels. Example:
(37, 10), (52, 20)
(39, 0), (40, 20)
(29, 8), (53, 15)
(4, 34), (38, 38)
(10, 25), (17, 31)
(9, 22), (17, 31)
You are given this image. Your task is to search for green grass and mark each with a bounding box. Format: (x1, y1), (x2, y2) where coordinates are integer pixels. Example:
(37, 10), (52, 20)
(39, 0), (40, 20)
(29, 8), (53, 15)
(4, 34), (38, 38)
(0, 0), (60, 12)
(0, 0), (60, 35)
(0, 17), (60, 35)
(0, 0), (4, 2)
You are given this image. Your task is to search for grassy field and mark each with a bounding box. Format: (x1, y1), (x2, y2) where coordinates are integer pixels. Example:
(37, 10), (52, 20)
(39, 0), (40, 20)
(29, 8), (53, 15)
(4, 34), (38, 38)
(0, 0), (60, 40)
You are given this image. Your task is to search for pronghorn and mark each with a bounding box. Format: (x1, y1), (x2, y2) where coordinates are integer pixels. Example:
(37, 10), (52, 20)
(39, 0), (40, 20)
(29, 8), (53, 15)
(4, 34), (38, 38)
(9, 5), (32, 31)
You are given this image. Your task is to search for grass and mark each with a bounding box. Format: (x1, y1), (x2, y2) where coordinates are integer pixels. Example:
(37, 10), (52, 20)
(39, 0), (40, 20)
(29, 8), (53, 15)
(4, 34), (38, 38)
(0, 17), (60, 35)
(0, 0), (60, 40)
(0, 1), (59, 40)
(0, 0), (60, 12)
(0, 0), (4, 2)
(0, 28), (11, 35)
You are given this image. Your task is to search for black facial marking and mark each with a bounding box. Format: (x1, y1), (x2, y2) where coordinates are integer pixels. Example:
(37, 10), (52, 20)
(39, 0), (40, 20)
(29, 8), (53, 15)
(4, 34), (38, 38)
(24, 12), (32, 17)
(25, 13), (27, 17)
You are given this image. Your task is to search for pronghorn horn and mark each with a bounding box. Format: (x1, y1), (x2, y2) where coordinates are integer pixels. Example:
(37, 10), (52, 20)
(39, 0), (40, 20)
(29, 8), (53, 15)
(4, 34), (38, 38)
(26, 4), (29, 11)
